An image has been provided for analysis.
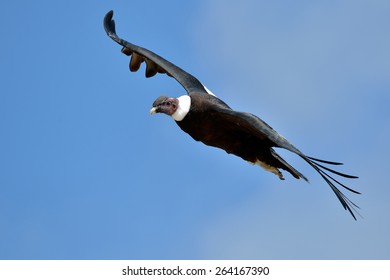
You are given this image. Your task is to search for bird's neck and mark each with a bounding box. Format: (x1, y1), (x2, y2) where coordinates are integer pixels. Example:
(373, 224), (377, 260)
(171, 95), (191, 121)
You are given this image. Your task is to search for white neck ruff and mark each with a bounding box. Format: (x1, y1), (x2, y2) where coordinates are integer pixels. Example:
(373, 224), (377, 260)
(171, 95), (191, 121)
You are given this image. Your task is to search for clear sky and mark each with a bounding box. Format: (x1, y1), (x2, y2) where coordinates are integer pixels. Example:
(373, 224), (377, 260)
(1, 0), (389, 259)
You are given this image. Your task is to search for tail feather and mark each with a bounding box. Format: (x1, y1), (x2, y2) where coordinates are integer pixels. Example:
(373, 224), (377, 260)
(301, 155), (360, 220)
(270, 149), (308, 181)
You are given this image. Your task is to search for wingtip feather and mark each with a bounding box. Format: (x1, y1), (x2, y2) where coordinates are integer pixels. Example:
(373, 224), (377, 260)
(104, 10), (116, 36)
(301, 155), (361, 220)
(307, 156), (343, 165)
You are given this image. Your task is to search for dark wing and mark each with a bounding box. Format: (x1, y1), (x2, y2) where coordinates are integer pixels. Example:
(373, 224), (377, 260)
(216, 107), (361, 220)
(216, 108), (304, 154)
(104, 10), (209, 95)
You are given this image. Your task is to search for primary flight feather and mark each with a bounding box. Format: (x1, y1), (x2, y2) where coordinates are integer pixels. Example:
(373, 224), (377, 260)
(103, 10), (360, 219)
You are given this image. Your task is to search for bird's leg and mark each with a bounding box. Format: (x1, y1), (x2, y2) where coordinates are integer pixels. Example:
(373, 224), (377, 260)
(249, 160), (285, 180)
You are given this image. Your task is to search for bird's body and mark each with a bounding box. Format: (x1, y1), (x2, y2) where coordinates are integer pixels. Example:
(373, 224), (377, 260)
(174, 93), (303, 180)
(103, 10), (360, 219)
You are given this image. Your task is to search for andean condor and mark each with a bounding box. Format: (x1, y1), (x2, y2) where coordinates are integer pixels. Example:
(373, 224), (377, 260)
(103, 10), (360, 219)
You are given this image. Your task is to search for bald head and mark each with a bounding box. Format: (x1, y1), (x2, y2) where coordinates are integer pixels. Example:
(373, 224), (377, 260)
(150, 96), (179, 116)
(150, 95), (191, 121)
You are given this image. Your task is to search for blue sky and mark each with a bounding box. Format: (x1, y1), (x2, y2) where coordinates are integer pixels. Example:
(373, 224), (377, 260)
(1, 0), (389, 259)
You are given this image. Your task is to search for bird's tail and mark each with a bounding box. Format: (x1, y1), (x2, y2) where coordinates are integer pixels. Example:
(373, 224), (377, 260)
(300, 155), (361, 220)
(270, 148), (309, 181)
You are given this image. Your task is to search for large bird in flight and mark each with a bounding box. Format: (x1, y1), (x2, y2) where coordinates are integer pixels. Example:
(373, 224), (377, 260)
(103, 10), (360, 219)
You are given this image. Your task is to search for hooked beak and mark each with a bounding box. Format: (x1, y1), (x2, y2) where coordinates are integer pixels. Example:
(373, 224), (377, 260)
(149, 106), (158, 115)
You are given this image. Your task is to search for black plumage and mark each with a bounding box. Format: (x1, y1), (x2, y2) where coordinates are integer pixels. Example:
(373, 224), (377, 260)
(104, 10), (360, 219)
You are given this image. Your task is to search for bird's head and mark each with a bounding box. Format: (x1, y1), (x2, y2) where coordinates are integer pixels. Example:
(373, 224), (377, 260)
(149, 95), (191, 121)
(149, 96), (178, 116)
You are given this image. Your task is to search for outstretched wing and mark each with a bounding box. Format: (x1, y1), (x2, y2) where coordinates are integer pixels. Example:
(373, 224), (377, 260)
(216, 108), (304, 154)
(104, 10), (209, 95)
(216, 107), (360, 219)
